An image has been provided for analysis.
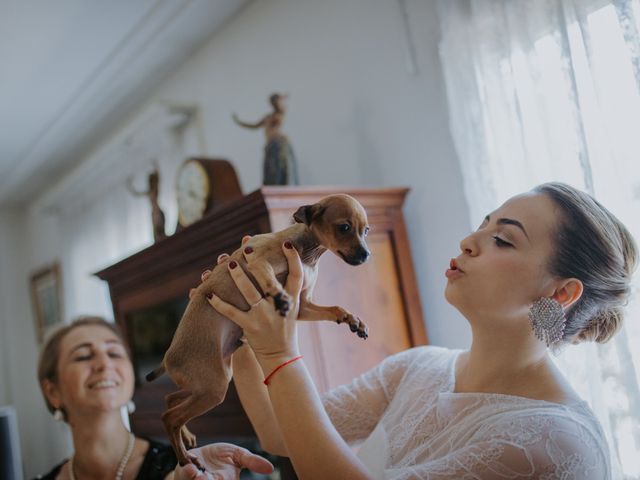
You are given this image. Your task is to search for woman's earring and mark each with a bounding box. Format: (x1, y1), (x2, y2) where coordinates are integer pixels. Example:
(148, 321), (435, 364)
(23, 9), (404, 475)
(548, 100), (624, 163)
(53, 408), (64, 421)
(126, 400), (136, 414)
(528, 297), (566, 347)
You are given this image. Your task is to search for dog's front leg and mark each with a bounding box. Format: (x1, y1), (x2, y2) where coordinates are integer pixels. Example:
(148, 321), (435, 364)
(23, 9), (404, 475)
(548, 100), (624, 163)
(297, 297), (368, 339)
(243, 258), (291, 315)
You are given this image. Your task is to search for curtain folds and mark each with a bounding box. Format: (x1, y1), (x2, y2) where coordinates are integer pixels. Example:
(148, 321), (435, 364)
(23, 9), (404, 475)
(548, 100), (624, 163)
(438, 1), (640, 478)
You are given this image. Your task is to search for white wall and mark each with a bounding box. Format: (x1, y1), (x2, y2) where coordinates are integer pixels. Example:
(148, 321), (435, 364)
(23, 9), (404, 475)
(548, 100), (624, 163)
(0, 212), (17, 408)
(0, 210), (72, 477)
(1, 1), (473, 476)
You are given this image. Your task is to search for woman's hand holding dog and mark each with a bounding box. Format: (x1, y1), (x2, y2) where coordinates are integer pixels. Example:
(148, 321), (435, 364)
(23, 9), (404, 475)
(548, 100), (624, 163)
(204, 238), (304, 376)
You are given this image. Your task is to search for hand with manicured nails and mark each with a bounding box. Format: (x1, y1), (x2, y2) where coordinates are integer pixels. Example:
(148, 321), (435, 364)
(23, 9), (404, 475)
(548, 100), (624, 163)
(205, 240), (304, 375)
(173, 442), (274, 479)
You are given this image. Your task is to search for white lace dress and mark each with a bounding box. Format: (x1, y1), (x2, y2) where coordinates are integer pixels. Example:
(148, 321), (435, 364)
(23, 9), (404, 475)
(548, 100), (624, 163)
(322, 346), (610, 479)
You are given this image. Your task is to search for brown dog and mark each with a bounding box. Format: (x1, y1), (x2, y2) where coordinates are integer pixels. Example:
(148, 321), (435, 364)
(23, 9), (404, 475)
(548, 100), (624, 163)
(146, 193), (371, 466)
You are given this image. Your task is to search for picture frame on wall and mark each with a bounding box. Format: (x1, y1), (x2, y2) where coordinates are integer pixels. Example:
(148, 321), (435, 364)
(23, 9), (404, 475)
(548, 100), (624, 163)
(30, 263), (63, 343)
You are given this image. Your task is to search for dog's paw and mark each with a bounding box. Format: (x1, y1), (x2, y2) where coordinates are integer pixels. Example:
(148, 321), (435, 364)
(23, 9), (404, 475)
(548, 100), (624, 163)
(187, 452), (205, 471)
(340, 313), (369, 340)
(273, 291), (291, 316)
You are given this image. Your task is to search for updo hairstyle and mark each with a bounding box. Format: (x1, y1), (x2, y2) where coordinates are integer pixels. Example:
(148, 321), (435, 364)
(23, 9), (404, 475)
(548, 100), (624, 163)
(534, 183), (637, 344)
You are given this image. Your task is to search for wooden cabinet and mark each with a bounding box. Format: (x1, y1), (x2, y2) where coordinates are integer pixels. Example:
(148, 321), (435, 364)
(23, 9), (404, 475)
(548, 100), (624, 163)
(95, 186), (427, 446)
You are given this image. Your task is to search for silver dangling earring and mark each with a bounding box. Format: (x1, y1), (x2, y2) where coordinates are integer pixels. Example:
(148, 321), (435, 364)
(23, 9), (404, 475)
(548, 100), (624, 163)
(528, 297), (566, 347)
(53, 408), (64, 421)
(126, 400), (136, 414)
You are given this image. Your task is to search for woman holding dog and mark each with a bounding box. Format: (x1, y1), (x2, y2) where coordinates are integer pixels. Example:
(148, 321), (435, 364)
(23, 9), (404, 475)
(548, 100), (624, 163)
(199, 182), (636, 479)
(34, 316), (273, 479)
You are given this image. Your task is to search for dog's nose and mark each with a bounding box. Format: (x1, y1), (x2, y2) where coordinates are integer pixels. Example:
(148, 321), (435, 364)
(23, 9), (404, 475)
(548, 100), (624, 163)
(358, 248), (371, 263)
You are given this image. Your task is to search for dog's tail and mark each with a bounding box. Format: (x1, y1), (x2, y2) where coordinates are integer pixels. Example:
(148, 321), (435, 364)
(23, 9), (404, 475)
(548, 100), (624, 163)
(145, 364), (166, 382)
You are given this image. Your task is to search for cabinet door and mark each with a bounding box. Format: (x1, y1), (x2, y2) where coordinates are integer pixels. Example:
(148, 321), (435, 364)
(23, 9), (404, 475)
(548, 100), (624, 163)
(298, 232), (412, 393)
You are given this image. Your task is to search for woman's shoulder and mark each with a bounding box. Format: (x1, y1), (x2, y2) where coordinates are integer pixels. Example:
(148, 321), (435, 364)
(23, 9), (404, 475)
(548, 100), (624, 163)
(546, 400), (609, 439)
(417, 402), (610, 479)
(479, 396), (609, 453)
(136, 438), (178, 480)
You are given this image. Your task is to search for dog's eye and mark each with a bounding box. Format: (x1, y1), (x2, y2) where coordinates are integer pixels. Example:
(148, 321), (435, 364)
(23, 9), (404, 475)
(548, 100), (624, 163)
(338, 224), (351, 233)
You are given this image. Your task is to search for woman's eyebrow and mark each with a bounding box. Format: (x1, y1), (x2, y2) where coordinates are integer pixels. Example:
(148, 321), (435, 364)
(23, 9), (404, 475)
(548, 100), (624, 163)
(485, 214), (530, 241)
(68, 339), (122, 355)
(69, 342), (92, 355)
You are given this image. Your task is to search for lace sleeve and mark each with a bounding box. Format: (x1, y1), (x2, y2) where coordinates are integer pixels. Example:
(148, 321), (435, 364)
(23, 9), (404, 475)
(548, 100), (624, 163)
(386, 413), (610, 480)
(321, 348), (419, 444)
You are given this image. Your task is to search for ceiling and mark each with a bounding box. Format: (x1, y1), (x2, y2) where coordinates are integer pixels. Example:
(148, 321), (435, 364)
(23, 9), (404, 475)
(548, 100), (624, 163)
(0, 0), (249, 208)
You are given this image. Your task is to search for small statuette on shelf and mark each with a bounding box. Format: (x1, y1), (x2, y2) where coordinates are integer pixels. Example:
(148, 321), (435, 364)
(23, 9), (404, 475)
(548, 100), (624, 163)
(232, 92), (299, 186)
(126, 164), (167, 242)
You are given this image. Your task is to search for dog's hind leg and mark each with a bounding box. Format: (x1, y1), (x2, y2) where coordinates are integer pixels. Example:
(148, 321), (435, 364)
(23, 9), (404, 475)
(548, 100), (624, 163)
(162, 390), (195, 467)
(162, 389), (224, 467)
(165, 389), (197, 449)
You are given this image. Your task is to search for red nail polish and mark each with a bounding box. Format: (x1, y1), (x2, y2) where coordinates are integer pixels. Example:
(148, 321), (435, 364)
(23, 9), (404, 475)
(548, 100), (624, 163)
(244, 246), (254, 254)
(229, 261), (238, 269)
(206, 293), (213, 300)
(284, 241), (293, 249)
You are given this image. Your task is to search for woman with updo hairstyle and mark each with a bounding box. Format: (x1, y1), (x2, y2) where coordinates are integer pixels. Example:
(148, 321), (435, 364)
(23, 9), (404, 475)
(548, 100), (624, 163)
(34, 316), (273, 480)
(200, 181), (637, 479)
(532, 183), (637, 346)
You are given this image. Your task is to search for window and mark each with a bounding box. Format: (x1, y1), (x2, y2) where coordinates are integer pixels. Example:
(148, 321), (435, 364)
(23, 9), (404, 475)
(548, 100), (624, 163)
(439, 1), (640, 477)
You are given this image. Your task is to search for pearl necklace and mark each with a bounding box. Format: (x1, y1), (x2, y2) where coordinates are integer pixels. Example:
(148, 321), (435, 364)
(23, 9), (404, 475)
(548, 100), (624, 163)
(69, 432), (135, 480)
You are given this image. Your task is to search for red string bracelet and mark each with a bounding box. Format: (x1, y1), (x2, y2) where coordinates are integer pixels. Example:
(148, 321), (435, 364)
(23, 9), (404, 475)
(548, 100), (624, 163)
(263, 355), (304, 386)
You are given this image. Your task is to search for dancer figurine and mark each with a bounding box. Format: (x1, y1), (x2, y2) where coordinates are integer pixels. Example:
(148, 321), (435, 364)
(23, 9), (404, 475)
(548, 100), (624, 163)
(233, 93), (299, 185)
(126, 166), (167, 242)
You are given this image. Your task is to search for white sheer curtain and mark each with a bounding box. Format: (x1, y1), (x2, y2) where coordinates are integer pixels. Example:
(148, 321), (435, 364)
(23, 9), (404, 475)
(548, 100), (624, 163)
(438, 0), (640, 478)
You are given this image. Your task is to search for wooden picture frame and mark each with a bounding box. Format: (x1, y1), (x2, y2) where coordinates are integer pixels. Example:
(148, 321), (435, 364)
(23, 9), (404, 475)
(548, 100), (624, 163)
(30, 263), (63, 343)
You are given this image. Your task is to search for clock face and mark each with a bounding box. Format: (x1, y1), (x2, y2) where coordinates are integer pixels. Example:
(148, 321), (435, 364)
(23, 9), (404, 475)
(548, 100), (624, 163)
(176, 160), (210, 227)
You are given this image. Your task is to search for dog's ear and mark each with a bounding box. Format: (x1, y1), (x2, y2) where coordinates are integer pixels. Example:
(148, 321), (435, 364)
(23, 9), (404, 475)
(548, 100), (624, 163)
(293, 204), (326, 225)
(293, 205), (312, 225)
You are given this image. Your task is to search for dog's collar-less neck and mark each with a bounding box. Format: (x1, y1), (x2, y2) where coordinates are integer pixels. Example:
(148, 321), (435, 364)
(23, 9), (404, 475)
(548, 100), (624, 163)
(300, 244), (326, 266)
(296, 230), (326, 267)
